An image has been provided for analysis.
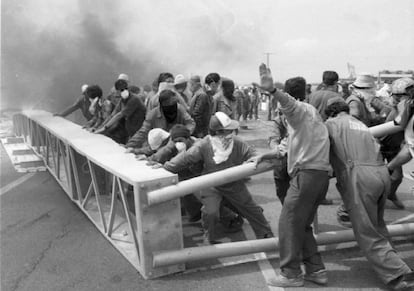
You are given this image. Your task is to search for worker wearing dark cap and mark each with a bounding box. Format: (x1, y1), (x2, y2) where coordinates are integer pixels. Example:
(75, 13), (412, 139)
(126, 89), (195, 151)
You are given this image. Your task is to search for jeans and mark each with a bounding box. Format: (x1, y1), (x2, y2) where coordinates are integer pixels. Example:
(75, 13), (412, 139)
(279, 169), (329, 277)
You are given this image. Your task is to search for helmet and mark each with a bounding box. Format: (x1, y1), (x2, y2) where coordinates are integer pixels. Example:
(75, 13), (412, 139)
(391, 77), (414, 94)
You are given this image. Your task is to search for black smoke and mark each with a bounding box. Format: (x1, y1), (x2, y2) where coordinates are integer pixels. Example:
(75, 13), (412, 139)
(1, 0), (162, 111)
(1, 0), (265, 112)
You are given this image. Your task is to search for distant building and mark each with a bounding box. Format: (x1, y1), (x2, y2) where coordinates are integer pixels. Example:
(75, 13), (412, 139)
(377, 70), (414, 84)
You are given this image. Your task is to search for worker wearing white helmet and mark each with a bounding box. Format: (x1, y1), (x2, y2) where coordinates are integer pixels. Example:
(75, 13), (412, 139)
(391, 77), (414, 111)
(118, 73), (129, 82)
(387, 77), (414, 175)
(377, 77), (414, 210)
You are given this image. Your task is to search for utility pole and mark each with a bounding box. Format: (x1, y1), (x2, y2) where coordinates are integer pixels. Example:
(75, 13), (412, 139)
(264, 52), (275, 68)
(263, 52), (275, 121)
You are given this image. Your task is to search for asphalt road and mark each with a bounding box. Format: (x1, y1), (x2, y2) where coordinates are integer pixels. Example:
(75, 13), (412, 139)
(1, 114), (414, 291)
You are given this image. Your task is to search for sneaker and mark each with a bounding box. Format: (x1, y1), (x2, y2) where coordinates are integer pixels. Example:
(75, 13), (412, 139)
(389, 196), (405, 210)
(320, 198), (333, 205)
(388, 272), (414, 291)
(337, 209), (352, 228)
(304, 269), (328, 285)
(188, 212), (202, 222)
(202, 232), (223, 245)
(267, 273), (304, 287)
(223, 215), (244, 233)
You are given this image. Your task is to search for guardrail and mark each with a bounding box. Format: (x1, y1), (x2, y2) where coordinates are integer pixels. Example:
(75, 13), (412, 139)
(14, 112), (412, 278)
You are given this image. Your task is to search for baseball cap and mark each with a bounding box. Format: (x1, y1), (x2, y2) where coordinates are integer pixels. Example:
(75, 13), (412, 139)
(148, 128), (170, 150)
(209, 112), (239, 131)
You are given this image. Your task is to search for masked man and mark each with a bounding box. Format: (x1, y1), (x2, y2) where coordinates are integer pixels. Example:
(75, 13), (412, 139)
(54, 84), (93, 121)
(163, 112), (273, 244)
(125, 89), (195, 151)
(95, 79), (146, 144)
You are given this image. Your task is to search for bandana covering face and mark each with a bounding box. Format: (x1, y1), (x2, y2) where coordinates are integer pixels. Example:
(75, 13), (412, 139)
(174, 141), (187, 153)
(89, 97), (99, 114)
(210, 133), (234, 164)
(121, 90), (129, 99)
(161, 104), (178, 123)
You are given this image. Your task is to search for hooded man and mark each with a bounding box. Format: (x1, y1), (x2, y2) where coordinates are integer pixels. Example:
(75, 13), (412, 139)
(125, 89), (195, 150)
(146, 72), (189, 112)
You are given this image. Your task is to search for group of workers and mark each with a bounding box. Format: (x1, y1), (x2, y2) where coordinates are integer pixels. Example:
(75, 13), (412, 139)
(54, 66), (414, 291)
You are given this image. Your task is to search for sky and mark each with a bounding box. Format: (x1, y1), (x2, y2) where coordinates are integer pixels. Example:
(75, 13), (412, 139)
(1, 0), (413, 110)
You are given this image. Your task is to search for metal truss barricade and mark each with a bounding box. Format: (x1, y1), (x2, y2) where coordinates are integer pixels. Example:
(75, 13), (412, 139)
(13, 110), (184, 279)
(14, 112), (413, 278)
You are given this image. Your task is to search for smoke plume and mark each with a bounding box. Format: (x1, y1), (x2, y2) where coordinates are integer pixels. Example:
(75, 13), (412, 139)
(1, 0), (267, 111)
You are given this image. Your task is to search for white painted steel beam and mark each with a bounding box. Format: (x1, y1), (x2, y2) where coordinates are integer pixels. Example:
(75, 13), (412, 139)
(147, 121), (405, 206)
(147, 161), (275, 205)
(153, 223), (414, 268)
(369, 121), (403, 138)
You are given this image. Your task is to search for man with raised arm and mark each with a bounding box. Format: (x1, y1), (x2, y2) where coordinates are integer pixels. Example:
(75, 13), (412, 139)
(253, 64), (330, 287)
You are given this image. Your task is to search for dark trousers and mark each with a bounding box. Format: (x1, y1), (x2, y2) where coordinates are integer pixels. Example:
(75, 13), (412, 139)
(249, 100), (259, 119)
(279, 169), (329, 277)
(181, 194), (202, 219)
(273, 157), (290, 203)
(197, 183), (272, 241)
(382, 151), (403, 198)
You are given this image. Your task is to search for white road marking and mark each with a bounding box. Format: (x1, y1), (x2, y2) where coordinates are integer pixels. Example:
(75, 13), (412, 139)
(241, 226), (285, 291)
(254, 252), (285, 291)
(403, 172), (414, 181)
(391, 213), (414, 225)
(0, 173), (36, 196)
